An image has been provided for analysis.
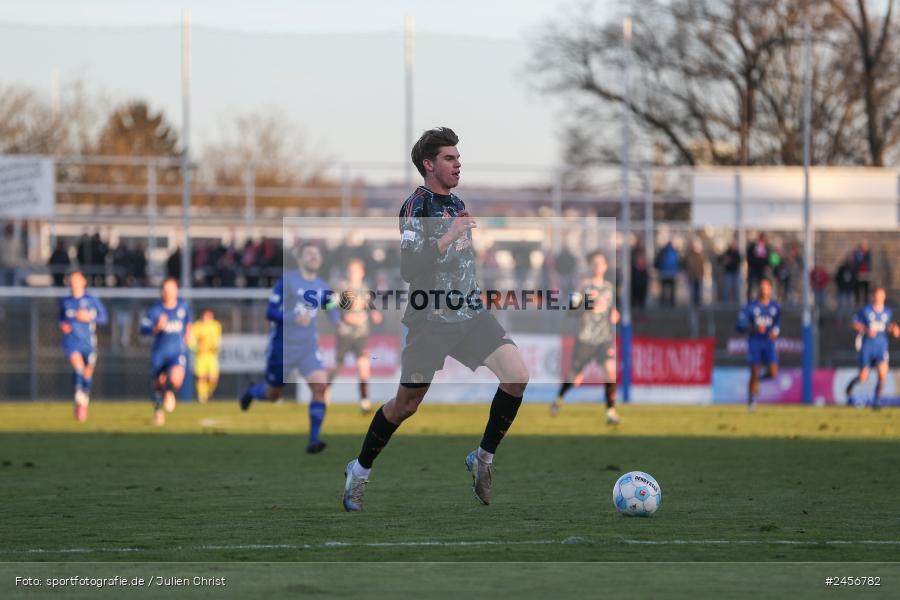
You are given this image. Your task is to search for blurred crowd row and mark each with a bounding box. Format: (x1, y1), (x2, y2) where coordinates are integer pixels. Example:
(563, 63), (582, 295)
(0, 222), (886, 310)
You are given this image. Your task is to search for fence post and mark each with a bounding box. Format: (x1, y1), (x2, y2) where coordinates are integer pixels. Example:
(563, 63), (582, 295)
(29, 300), (39, 400)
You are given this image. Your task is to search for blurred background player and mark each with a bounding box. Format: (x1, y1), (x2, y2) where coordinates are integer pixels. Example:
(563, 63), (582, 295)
(736, 277), (780, 412)
(190, 308), (222, 403)
(239, 242), (339, 454)
(551, 251), (620, 424)
(58, 270), (108, 422)
(140, 278), (192, 426)
(845, 286), (900, 409)
(326, 257), (383, 414)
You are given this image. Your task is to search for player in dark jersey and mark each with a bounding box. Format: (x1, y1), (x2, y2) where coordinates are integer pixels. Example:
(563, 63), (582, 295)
(139, 278), (192, 426)
(736, 277), (780, 412)
(59, 270), (108, 422)
(326, 257), (383, 414)
(551, 252), (621, 424)
(239, 242), (340, 454)
(845, 286), (900, 409)
(342, 127), (530, 511)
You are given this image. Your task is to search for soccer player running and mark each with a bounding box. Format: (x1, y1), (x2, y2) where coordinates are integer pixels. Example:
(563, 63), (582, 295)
(59, 270), (108, 422)
(342, 127), (530, 511)
(845, 285), (900, 409)
(550, 251), (621, 424)
(190, 308), (222, 403)
(736, 277), (780, 412)
(326, 258), (383, 414)
(240, 243), (339, 454)
(140, 278), (192, 426)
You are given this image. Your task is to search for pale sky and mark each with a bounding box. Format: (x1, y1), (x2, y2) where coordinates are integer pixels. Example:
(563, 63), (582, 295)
(0, 0), (621, 184)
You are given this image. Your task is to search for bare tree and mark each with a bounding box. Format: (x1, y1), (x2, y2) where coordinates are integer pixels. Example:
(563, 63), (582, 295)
(528, 0), (893, 168)
(830, 0), (900, 166)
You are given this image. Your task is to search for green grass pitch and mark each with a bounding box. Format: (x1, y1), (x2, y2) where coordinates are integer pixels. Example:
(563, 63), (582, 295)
(1, 401), (899, 566)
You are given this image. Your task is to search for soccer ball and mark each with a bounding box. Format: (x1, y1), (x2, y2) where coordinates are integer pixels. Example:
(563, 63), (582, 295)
(613, 471), (661, 517)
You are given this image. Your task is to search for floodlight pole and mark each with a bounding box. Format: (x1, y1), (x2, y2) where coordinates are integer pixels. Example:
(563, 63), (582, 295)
(801, 19), (814, 405)
(621, 16), (633, 402)
(404, 16), (415, 188)
(180, 8), (192, 293)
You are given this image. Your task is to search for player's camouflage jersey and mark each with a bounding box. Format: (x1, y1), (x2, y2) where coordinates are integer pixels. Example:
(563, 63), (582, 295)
(398, 186), (481, 326)
(575, 280), (615, 344)
(336, 283), (372, 338)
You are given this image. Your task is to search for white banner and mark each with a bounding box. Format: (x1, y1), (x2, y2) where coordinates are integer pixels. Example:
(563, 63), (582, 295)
(219, 334), (268, 374)
(692, 167), (899, 230)
(0, 155), (55, 218)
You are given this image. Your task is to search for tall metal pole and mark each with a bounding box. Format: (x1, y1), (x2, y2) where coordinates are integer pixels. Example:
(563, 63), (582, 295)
(180, 8), (192, 292)
(801, 18), (814, 405)
(404, 15), (415, 188)
(148, 161), (158, 281)
(735, 172), (746, 302)
(621, 16), (633, 403)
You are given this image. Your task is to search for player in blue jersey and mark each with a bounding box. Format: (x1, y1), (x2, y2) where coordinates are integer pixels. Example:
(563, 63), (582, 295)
(845, 286), (900, 409)
(240, 242), (340, 454)
(139, 278), (192, 426)
(59, 270), (108, 422)
(736, 277), (781, 412)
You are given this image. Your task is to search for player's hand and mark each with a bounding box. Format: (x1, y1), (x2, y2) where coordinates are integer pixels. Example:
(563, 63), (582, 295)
(75, 308), (92, 323)
(447, 210), (476, 241)
(611, 308), (620, 325)
(295, 313), (311, 326)
(757, 324), (767, 334)
(890, 323), (900, 338)
(768, 330), (779, 340)
(60, 322), (72, 335)
(371, 310), (383, 325)
(868, 326), (878, 338)
(154, 313), (168, 333)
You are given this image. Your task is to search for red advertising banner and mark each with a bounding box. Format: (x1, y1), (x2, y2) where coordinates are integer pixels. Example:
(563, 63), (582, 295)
(562, 336), (715, 386)
(627, 337), (716, 385)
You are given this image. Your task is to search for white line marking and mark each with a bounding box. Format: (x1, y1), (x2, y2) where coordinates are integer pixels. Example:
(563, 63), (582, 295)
(4, 538), (900, 555)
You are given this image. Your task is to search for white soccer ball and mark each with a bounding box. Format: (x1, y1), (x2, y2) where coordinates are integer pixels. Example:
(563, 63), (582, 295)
(613, 471), (662, 517)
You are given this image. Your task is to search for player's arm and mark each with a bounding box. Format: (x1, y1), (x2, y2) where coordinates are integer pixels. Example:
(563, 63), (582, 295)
(399, 199), (439, 283)
(851, 309), (867, 335)
(324, 287), (342, 327)
(266, 279), (284, 323)
(769, 306), (781, 340)
(92, 297), (109, 326)
(212, 322), (222, 353)
(59, 299), (72, 334)
(140, 306), (165, 336)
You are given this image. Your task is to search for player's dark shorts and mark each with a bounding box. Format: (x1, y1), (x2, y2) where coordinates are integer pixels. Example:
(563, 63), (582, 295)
(63, 339), (97, 366)
(335, 334), (368, 364)
(569, 339), (615, 375)
(858, 338), (889, 368)
(265, 343), (325, 387)
(747, 337), (777, 366)
(151, 349), (187, 378)
(400, 311), (516, 386)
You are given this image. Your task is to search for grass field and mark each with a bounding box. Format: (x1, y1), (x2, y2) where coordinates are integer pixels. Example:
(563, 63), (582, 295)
(2, 401), (900, 568)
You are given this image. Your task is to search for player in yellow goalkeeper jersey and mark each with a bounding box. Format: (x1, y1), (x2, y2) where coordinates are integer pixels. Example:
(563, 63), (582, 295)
(190, 308), (222, 403)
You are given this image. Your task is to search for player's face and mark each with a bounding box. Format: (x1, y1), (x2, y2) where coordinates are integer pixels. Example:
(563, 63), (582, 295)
(425, 146), (461, 190)
(161, 280), (178, 304)
(347, 261), (364, 282)
(758, 280), (772, 301)
(300, 246), (322, 273)
(202, 310), (214, 321)
(591, 255), (607, 278)
(873, 289), (886, 306)
(68, 272), (86, 296)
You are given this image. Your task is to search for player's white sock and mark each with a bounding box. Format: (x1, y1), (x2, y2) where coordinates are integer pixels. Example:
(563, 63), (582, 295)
(351, 460), (371, 479)
(476, 447), (494, 464)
